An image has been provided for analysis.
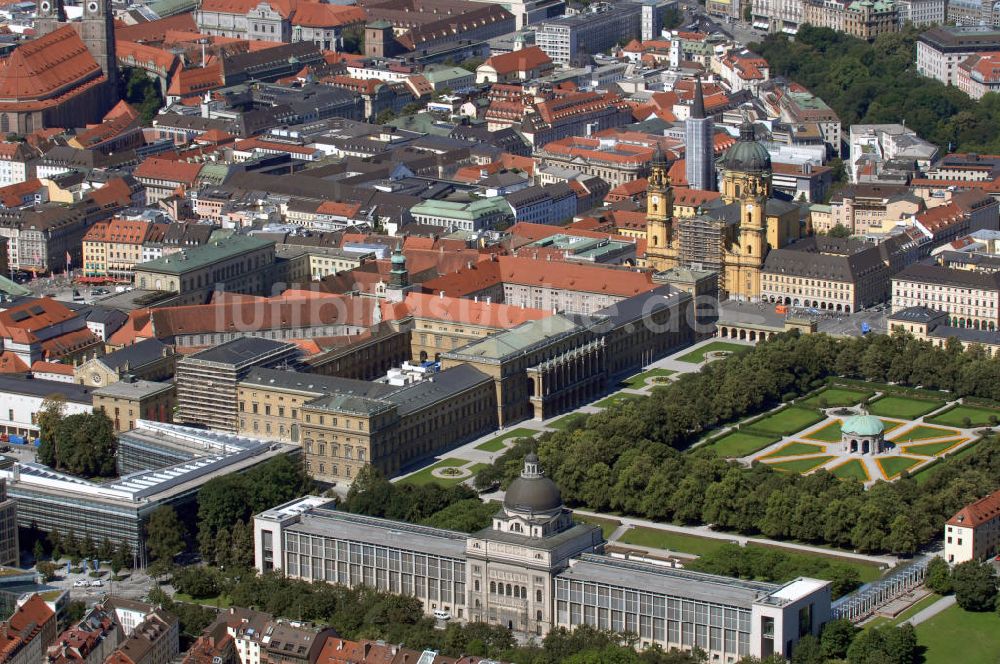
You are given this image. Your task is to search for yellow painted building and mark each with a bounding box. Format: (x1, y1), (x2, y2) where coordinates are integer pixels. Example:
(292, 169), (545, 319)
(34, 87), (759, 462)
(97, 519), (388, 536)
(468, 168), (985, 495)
(645, 122), (806, 300)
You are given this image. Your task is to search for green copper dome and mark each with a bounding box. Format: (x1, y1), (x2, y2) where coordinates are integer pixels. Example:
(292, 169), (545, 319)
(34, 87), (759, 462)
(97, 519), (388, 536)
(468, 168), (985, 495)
(720, 120), (771, 173)
(841, 414), (884, 437)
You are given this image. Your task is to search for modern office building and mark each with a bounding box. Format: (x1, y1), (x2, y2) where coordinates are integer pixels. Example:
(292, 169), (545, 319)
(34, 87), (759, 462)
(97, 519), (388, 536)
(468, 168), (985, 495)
(0, 420), (297, 566)
(536, 3), (644, 66)
(175, 338), (300, 432)
(0, 481), (17, 568)
(917, 26), (1000, 86)
(684, 79), (715, 192)
(255, 456), (832, 661)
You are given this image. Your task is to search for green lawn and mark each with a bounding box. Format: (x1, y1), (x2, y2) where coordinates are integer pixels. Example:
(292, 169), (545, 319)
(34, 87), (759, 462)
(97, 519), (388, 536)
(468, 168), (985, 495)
(805, 420), (842, 442)
(800, 387), (872, 408)
(746, 407), (825, 436)
(926, 404), (1000, 428)
(891, 425), (957, 442)
(866, 395), (945, 419)
(674, 342), (750, 364)
(767, 456), (834, 473)
(573, 514), (621, 539)
(763, 442), (826, 458)
(902, 439), (962, 457)
(916, 604), (1000, 664)
(623, 368), (675, 389)
(617, 526), (729, 557)
(745, 544), (883, 585)
(400, 458), (483, 487)
(878, 456), (921, 479)
(174, 592), (233, 608)
(831, 459), (869, 482)
(593, 392), (647, 409)
(476, 428), (538, 452)
(548, 412), (590, 431)
(865, 593), (941, 629)
(706, 431), (781, 457)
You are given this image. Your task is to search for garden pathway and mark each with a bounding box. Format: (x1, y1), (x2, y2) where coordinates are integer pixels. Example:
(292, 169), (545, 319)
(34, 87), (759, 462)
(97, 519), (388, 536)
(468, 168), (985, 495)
(900, 594), (956, 626)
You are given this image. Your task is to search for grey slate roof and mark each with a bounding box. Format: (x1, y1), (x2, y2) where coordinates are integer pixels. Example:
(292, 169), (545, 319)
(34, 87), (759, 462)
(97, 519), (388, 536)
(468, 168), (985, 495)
(0, 375), (94, 403)
(97, 338), (170, 372)
(894, 263), (1000, 290)
(762, 236), (887, 282)
(186, 337), (296, 366)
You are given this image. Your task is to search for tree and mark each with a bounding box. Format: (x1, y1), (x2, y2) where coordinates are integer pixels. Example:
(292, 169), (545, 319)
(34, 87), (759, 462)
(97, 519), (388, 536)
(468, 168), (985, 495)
(36, 395), (66, 467)
(376, 110), (396, 124)
(145, 506), (185, 563)
(36, 561), (58, 583)
(98, 537), (114, 562)
(846, 625), (917, 664)
(827, 224), (852, 238)
(790, 635), (824, 664)
(820, 618), (857, 660)
(951, 560), (997, 611)
(341, 26), (364, 54)
(458, 57), (485, 72)
(662, 5), (682, 30)
(120, 67), (164, 125)
(886, 515), (918, 555)
(743, 2), (752, 21)
(924, 556), (952, 594)
(32, 540), (44, 565)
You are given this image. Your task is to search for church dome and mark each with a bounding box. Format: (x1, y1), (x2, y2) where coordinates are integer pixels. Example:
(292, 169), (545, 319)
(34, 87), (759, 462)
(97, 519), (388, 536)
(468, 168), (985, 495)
(504, 453), (562, 514)
(720, 120), (771, 174)
(841, 414), (884, 437)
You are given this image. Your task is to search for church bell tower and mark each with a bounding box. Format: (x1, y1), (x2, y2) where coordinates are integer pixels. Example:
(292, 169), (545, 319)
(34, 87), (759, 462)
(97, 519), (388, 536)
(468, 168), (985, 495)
(644, 145), (678, 271)
(78, 0), (120, 100)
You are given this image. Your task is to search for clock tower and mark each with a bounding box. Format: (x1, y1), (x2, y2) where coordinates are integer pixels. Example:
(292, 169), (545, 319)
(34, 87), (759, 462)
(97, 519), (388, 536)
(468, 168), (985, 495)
(644, 145), (678, 271)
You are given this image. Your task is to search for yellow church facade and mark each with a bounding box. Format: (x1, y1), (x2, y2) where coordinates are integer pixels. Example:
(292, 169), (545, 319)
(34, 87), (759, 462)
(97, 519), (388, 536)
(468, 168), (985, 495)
(645, 122), (806, 300)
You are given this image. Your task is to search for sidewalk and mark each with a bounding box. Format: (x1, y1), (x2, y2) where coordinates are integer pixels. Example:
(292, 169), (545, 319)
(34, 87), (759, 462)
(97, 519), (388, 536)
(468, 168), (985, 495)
(572, 508), (899, 566)
(901, 595), (955, 626)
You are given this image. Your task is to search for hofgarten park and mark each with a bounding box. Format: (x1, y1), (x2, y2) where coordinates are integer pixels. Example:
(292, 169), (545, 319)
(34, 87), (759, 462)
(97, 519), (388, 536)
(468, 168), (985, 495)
(703, 383), (994, 484)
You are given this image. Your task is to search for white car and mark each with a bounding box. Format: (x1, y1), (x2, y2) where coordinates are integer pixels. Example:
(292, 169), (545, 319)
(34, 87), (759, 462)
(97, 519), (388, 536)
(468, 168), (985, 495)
(72, 580), (88, 588)
(433, 610), (451, 621)
(90, 580), (102, 587)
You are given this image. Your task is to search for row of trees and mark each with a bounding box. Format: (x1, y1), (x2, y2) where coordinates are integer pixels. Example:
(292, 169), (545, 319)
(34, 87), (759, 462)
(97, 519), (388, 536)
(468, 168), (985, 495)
(341, 466), (496, 532)
(752, 25), (1000, 154)
(474, 332), (1000, 555)
(37, 398), (117, 477)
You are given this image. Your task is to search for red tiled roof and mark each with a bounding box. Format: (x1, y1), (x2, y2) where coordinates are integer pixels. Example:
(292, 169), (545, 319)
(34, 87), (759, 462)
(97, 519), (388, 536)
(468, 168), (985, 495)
(167, 63), (223, 97)
(0, 351), (27, 373)
(482, 46), (552, 75)
(673, 186), (722, 207)
(0, 595), (54, 662)
(31, 360), (74, 375)
(70, 100), (139, 149)
(0, 26), (102, 103)
(291, 3), (365, 27)
(134, 157), (204, 185)
(0, 178), (43, 207)
(41, 327), (101, 359)
(384, 291), (551, 328)
(316, 201), (362, 217)
(948, 488), (1000, 528)
(116, 40), (180, 74)
(115, 13), (197, 43)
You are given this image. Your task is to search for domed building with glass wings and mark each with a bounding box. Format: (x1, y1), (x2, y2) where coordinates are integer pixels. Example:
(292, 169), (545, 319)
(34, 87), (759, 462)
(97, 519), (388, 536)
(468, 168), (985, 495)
(255, 454), (834, 662)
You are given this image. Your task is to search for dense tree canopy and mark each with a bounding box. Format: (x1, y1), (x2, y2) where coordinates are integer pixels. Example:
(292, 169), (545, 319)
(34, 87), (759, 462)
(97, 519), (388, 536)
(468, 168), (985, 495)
(752, 25), (1000, 153)
(475, 332), (1000, 555)
(341, 466), (493, 532)
(37, 404), (117, 477)
(197, 455), (312, 566)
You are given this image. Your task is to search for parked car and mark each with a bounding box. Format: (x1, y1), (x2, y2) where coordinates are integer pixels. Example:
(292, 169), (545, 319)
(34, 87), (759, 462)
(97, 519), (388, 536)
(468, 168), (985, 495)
(90, 580), (102, 587)
(433, 610), (451, 620)
(73, 580), (88, 588)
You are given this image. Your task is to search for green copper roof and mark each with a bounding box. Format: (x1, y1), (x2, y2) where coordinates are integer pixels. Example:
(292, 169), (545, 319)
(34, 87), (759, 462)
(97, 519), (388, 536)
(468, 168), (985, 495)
(841, 414), (884, 436)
